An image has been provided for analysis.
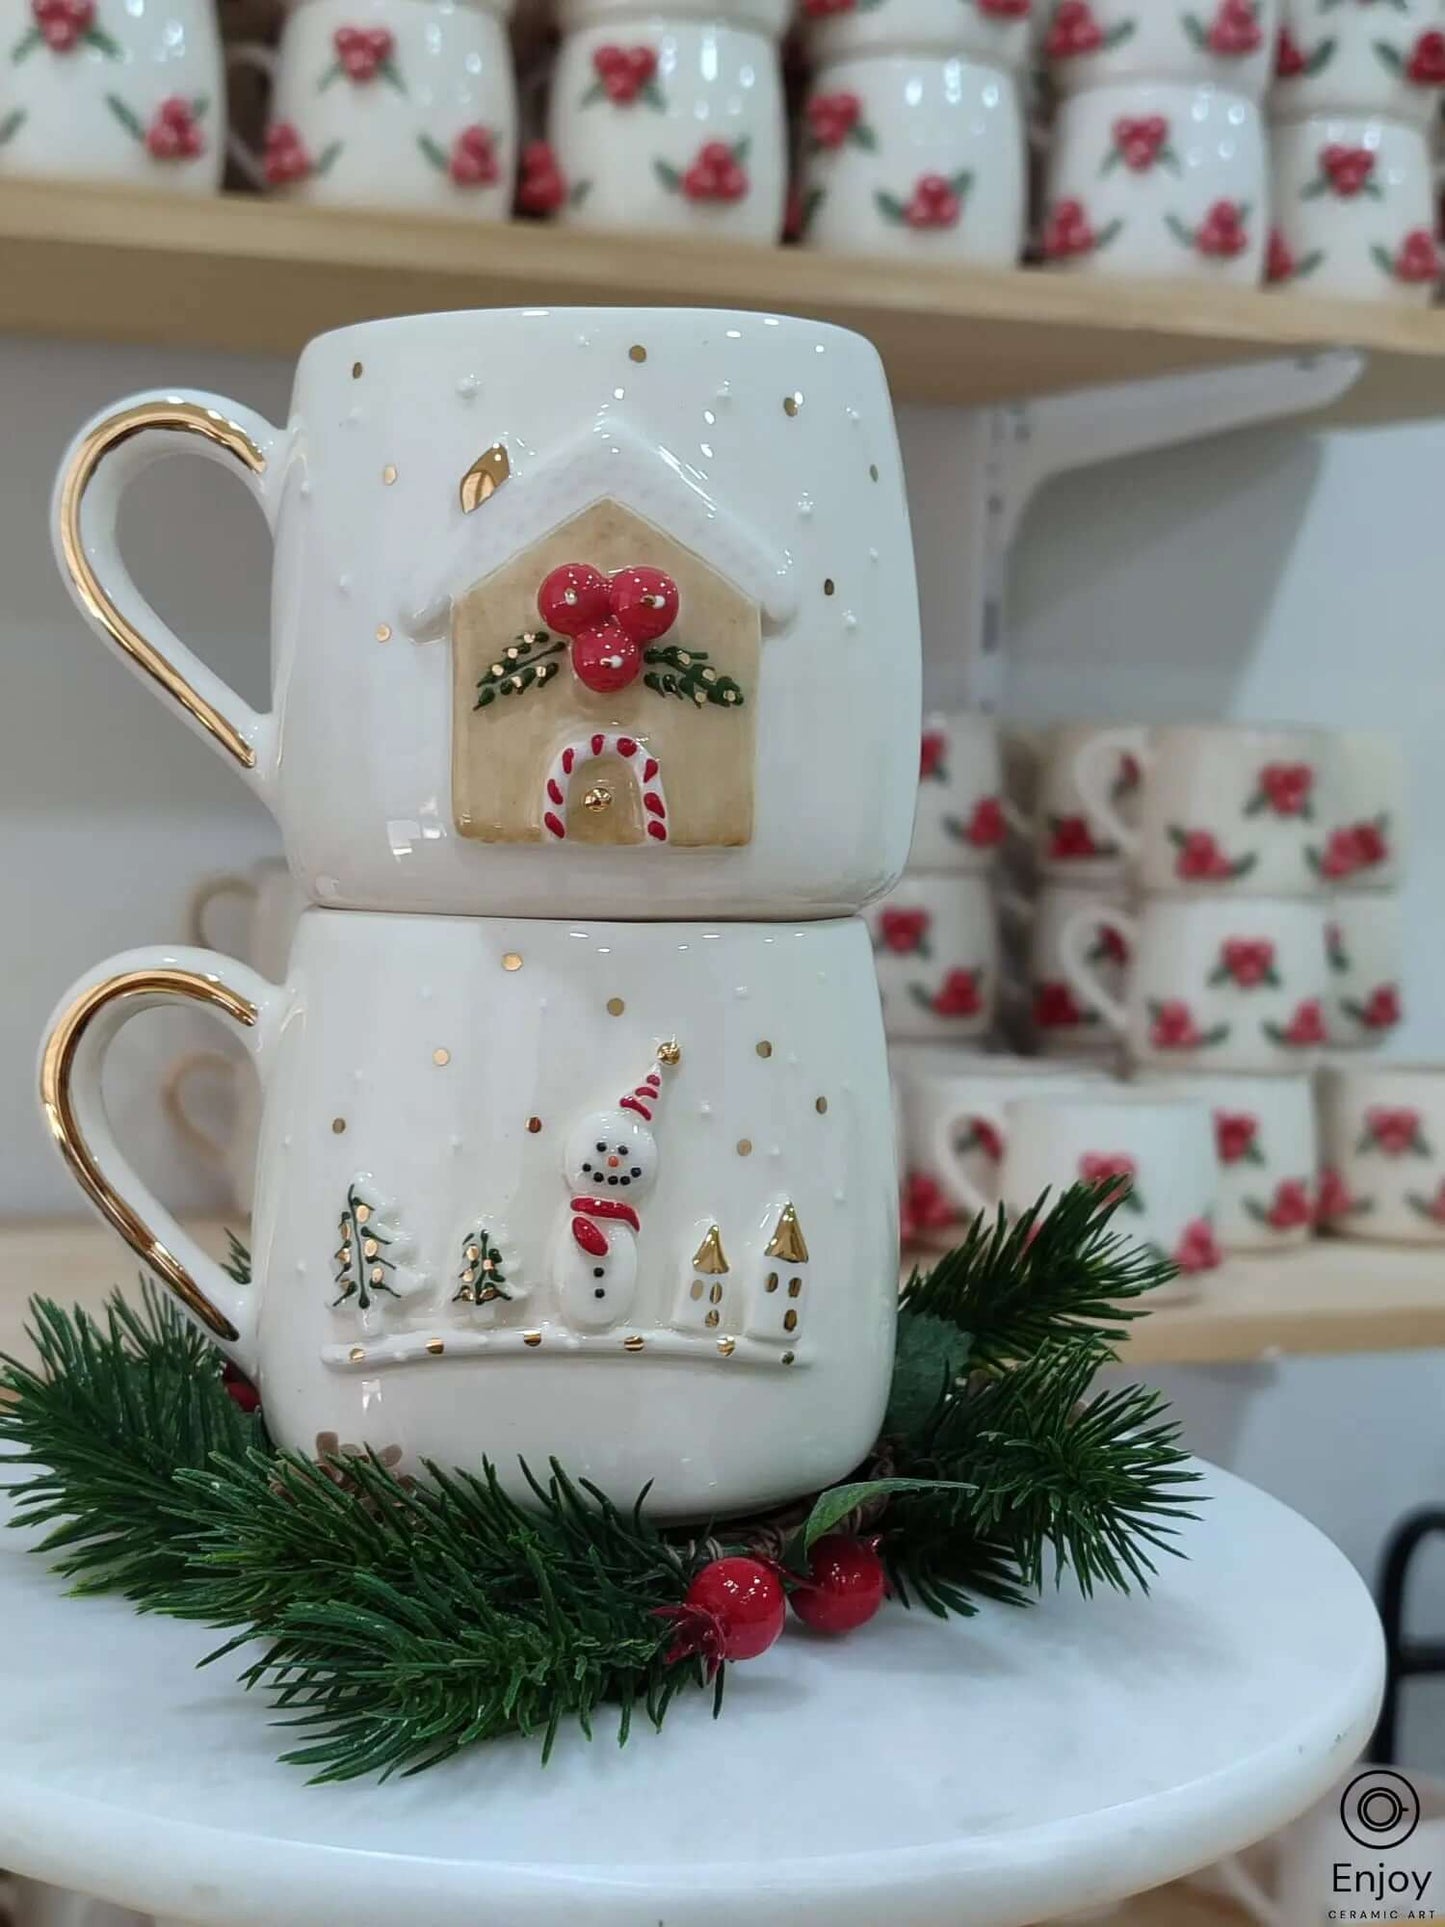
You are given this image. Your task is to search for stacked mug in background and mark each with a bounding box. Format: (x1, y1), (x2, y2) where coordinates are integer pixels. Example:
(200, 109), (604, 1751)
(794, 0), (1029, 264)
(1268, 0), (1445, 304)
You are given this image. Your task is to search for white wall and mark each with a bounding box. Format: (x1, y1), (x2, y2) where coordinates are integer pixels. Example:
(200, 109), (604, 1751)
(2, 336), (1442, 1765)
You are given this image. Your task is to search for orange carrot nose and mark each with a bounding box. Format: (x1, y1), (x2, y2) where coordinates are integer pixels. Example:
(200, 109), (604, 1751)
(608, 1155), (620, 1167)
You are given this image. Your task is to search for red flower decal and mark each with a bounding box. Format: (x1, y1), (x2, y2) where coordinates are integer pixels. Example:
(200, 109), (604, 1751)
(807, 90), (863, 150)
(1320, 143), (1376, 199)
(1383, 228), (1440, 285)
(801, 0), (855, 17)
(333, 24), (394, 82)
(1174, 1218), (1222, 1273)
(1252, 761), (1314, 817)
(900, 1170), (956, 1243)
(1264, 1178), (1313, 1231)
(447, 124), (500, 188)
(1042, 197), (1109, 259)
(1151, 999), (1203, 1050)
(516, 140), (567, 216)
(1275, 22), (1305, 77)
(591, 43), (658, 105)
(965, 1115), (1005, 1161)
(960, 796), (1007, 848)
(1205, 0), (1261, 56)
(263, 121), (312, 186)
(906, 172), (963, 230)
(1079, 1151), (1136, 1206)
(1195, 198), (1250, 258)
(1048, 813), (1100, 859)
(1407, 28), (1445, 85)
(1315, 1165), (1356, 1225)
(878, 907), (931, 955)
(1173, 826), (1246, 880)
(144, 95), (204, 161)
(1266, 227), (1297, 283)
(1214, 1111), (1259, 1165)
(1355, 984), (1402, 1032)
(677, 140), (749, 204)
(1046, 0), (1105, 57)
(919, 729), (948, 782)
(1350, 819), (1389, 872)
(931, 968), (983, 1018)
(1408, 1180), (1445, 1224)
(1363, 1106), (1427, 1156)
(978, 0), (1030, 13)
(31, 0), (93, 53)
(222, 1361), (261, 1413)
(1215, 937), (1277, 988)
(1316, 825), (1364, 879)
(1270, 998), (1327, 1048)
(1033, 979), (1088, 1029)
(1112, 114), (1170, 172)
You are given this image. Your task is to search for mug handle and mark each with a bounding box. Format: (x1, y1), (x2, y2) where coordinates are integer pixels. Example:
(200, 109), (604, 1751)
(933, 1103), (1006, 1222)
(1059, 902), (1138, 1037)
(225, 44), (280, 191)
(188, 869), (261, 949)
(1073, 726), (1152, 861)
(1210, 1855), (1283, 1927)
(39, 947), (283, 1366)
(161, 1049), (239, 1167)
(52, 391), (285, 791)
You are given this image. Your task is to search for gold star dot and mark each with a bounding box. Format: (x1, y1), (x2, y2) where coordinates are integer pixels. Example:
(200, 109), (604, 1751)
(783, 393), (802, 418)
(375, 623), (392, 643)
(348, 1344), (365, 1362)
(382, 464), (397, 485)
(351, 361), (363, 379)
(629, 344), (647, 363)
(658, 1039), (681, 1065)
(823, 579), (835, 596)
(815, 1096), (828, 1115)
(756, 1040), (773, 1058)
(868, 463), (879, 482)
(527, 1115), (543, 1134)
(737, 1138), (752, 1157)
(607, 997), (625, 1016)
(426, 1338), (445, 1355)
(433, 1047), (451, 1067)
(502, 952), (523, 971)
(332, 1117), (347, 1134)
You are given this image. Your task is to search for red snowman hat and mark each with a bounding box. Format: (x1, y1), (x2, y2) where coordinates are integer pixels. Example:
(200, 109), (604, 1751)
(620, 1047), (674, 1122)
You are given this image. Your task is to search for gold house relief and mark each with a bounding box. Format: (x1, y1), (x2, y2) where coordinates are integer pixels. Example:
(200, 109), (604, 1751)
(450, 498), (765, 848)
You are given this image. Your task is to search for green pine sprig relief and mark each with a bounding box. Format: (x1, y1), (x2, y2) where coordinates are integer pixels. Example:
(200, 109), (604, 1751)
(642, 645), (744, 707)
(474, 630), (568, 708)
(0, 1180), (1197, 1780)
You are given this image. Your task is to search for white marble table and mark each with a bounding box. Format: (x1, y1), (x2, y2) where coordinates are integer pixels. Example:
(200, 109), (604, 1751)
(0, 1463), (1383, 1927)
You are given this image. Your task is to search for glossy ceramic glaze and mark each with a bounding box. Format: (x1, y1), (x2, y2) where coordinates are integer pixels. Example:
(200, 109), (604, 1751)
(1319, 1063), (1445, 1241)
(1075, 721), (1340, 897)
(1006, 876), (1132, 1055)
(1042, 81), (1266, 283)
(1134, 1069), (1317, 1251)
(548, 10), (787, 240)
(0, 0), (221, 189)
(1324, 891), (1403, 1047)
(1273, 0), (1445, 129)
(52, 308), (920, 918)
(801, 0), (1033, 68)
(892, 1048), (1111, 1245)
(1061, 894), (1331, 1071)
(40, 911), (897, 1518)
(230, 0), (516, 215)
(800, 54), (1025, 262)
(1020, 720), (1143, 882)
(909, 710), (1010, 873)
(955, 1090), (1222, 1275)
(1268, 112), (1437, 305)
(1044, 0), (1280, 99)
(867, 871), (999, 1042)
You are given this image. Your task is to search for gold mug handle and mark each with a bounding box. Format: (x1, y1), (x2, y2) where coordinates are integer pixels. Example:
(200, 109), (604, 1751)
(39, 949), (281, 1361)
(52, 392), (283, 786)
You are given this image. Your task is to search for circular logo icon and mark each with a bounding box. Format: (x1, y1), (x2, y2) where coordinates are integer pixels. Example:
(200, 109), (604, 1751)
(1340, 1770), (1421, 1850)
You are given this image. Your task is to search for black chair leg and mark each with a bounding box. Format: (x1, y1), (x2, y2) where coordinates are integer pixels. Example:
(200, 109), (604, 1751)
(1371, 1507), (1445, 1765)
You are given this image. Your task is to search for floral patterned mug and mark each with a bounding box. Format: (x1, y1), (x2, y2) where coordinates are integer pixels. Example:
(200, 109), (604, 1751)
(1319, 1064), (1445, 1241)
(1041, 79), (1266, 281)
(1074, 722), (1341, 898)
(1322, 728), (1406, 890)
(1133, 1070), (1317, 1251)
(1002, 877), (1132, 1057)
(227, 0), (516, 213)
(1267, 112), (1438, 304)
(546, 0), (787, 240)
(867, 872), (999, 1044)
(1060, 895), (1332, 1072)
(0, 0), (221, 189)
(1324, 893), (1403, 1049)
(1274, 0), (1445, 130)
(800, 0), (1036, 68)
(1044, 0), (1280, 99)
(1016, 720), (1145, 883)
(910, 710), (1012, 874)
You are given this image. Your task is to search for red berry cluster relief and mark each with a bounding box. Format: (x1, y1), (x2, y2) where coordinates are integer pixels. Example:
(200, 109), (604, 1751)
(537, 560), (680, 694)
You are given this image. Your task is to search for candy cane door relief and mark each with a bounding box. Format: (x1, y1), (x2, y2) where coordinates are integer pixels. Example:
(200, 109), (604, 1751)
(447, 489), (770, 848)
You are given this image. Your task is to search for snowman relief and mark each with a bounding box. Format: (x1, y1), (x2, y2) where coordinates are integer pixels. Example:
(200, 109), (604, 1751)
(555, 1047), (675, 1330)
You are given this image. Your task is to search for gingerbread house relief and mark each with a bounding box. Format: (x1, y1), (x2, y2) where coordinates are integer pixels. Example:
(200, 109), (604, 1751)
(405, 426), (794, 850)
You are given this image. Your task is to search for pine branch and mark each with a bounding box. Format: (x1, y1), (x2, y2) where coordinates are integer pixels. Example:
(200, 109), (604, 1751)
(900, 1181), (1176, 1371)
(642, 645), (744, 708)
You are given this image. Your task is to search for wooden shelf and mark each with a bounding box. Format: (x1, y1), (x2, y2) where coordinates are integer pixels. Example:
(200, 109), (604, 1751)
(3, 177), (1445, 421)
(2, 1217), (1442, 1372)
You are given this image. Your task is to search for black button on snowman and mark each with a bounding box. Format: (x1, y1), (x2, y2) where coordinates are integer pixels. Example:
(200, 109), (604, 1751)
(557, 1052), (671, 1330)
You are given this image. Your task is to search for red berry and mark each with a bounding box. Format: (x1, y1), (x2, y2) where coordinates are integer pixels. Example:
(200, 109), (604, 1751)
(791, 1536), (887, 1634)
(610, 565), (679, 643)
(570, 619), (643, 692)
(222, 1362), (260, 1414)
(657, 1556), (787, 1674)
(538, 561), (610, 636)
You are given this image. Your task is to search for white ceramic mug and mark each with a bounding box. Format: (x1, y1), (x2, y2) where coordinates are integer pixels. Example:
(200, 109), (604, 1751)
(1018, 721), (1144, 883)
(1325, 893), (1403, 1047)
(910, 710), (1011, 874)
(1074, 722), (1339, 897)
(1267, 112), (1438, 303)
(949, 1089), (1222, 1275)
(1061, 896), (1331, 1072)
(228, 0), (516, 214)
(800, 0), (1034, 68)
(1042, 80), (1266, 282)
(867, 873), (999, 1043)
(1133, 1070), (1316, 1251)
(1323, 727), (1406, 890)
(1004, 878), (1132, 1055)
(1274, 0), (1445, 130)
(52, 308), (920, 920)
(0, 0), (221, 188)
(1045, 0), (1280, 99)
(548, 0), (787, 240)
(799, 53), (1025, 263)
(188, 855), (303, 984)
(891, 1048), (1112, 1247)
(40, 911), (897, 1519)
(1319, 1064), (1445, 1240)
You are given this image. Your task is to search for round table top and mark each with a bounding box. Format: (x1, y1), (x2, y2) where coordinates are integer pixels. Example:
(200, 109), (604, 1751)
(0, 1461), (1382, 1927)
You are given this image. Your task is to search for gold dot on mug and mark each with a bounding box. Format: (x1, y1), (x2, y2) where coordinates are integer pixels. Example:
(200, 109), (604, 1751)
(783, 392), (802, 418)
(823, 578), (835, 596)
(375, 623), (392, 643)
(502, 952), (523, 971)
(332, 1117), (347, 1134)
(737, 1138), (753, 1157)
(607, 996), (625, 1016)
(351, 361), (363, 379)
(868, 463), (879, 482)
(756, 1040), (773, 1058)
(629, 344), (647, 363)
(815, 1096), (829, 1115)
(382, 464), (397, 485)
(526, 1115), (543, 1134)
(432, 1048), (451, 1067)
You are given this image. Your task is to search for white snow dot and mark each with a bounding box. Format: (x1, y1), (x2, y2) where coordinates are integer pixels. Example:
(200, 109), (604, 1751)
(735, 984), (750, 999)
(797, 494), (814, 519)
(456, 374), (481, 399)
(869, 547), (879, 563)
(846, 407), (861, 424)
(699, 1101), (713, 1117)
(843, 610), (858, 630)
(337, 573), (352, 596)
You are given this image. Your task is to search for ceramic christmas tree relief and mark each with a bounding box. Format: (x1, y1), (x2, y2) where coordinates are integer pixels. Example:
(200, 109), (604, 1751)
(332, 1178), (428, 1334)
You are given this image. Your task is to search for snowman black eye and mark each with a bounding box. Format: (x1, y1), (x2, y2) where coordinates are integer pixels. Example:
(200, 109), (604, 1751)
(596, 1141), (606, 1153)
(593, 1267), (605, 1278)
(630, 1167), (641, 1177)
(616, 1144), (628, 1155)
(581, 1162), (592, 1174)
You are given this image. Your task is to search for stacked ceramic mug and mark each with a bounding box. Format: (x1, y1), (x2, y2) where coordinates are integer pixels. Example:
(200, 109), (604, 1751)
(1267, 0), (1444, 303)
(1038, 0), (1277, 284)
(40, 306), (926, 1522)
(794, 0), (1030, 262)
